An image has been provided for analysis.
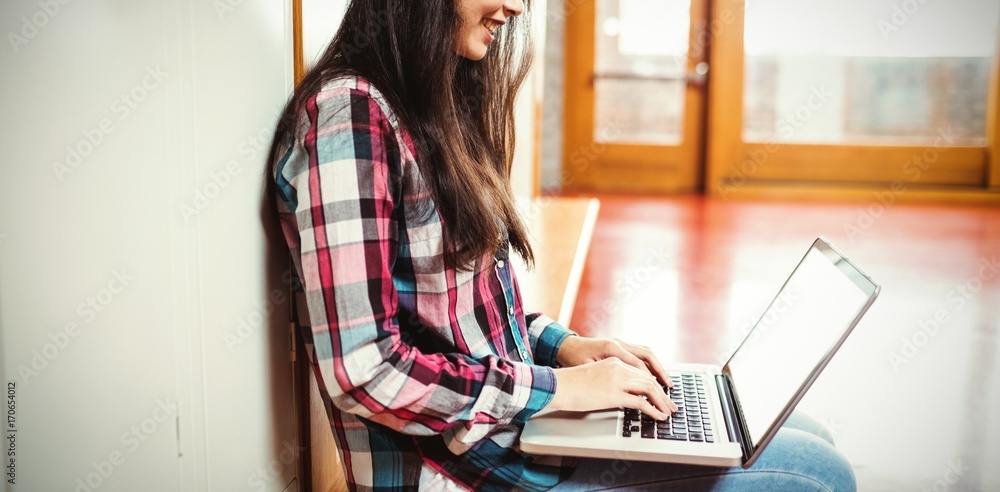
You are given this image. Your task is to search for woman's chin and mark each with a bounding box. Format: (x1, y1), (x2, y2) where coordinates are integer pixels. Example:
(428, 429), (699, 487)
(457, 44), (488, 61)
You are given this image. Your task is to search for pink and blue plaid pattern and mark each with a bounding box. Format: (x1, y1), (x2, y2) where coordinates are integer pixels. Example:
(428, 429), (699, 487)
(272, 76), (578, 491)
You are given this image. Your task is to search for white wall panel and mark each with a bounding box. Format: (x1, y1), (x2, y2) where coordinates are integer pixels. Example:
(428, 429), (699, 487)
(0, 1), (299, 491)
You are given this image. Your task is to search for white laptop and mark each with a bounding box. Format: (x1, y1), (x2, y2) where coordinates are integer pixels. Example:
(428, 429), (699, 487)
(520, 237), (880, 468)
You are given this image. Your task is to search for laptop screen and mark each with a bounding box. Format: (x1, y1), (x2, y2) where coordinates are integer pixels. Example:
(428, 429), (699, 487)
(724, 239), (878, 449)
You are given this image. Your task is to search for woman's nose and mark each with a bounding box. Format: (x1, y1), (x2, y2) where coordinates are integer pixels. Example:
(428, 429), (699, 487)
(503, 0), (524, 17)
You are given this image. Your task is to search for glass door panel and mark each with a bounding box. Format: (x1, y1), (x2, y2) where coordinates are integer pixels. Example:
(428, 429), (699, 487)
(701, 0), (997, 192)
(594, 0), (692, 145)
(743, 0), (998, 145)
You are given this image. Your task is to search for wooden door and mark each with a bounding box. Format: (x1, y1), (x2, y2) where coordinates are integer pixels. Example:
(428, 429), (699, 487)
(563, 0), (711, 193)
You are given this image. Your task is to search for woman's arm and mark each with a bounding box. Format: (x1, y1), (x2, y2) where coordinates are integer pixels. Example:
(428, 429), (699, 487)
(523, 314), (672, 387)
(523, 313), (577, 367)
(283, 85), (555, 443)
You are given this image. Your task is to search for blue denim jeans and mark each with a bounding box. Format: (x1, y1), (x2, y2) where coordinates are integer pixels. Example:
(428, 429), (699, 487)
(549, 411), (855, 492)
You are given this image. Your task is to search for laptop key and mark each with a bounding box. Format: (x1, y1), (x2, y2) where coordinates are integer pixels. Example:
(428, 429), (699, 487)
(660, 434), (688, 441)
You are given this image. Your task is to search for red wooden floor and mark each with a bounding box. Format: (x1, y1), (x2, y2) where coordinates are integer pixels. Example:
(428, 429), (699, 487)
(566, 194), (1000, 491)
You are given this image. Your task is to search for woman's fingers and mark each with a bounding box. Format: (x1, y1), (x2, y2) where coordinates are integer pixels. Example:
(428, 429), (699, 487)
(623, 375), (676, 417)
(549, 358), (678, 418)
(617, 339), (673, 388)
(612, 359), (675, 416)
(606, 340), (653, 377)
(631, 394), (667, 422)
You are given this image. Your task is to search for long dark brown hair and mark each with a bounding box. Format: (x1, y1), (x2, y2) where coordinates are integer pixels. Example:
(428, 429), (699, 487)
(266, 0), (535, 269)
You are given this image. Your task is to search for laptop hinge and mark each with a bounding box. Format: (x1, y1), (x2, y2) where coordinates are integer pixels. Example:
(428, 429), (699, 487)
(716, 373), (753, 464)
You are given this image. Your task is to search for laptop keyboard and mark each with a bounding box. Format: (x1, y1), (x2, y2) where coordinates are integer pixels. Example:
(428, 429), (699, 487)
(620, 372), (715, 443)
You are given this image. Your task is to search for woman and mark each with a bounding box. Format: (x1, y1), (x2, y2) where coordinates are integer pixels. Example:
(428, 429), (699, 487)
(266, 0), (856, 490)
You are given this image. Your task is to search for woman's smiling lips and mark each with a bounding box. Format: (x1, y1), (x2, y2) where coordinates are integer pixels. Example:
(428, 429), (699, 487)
(481, 18), (503, 42)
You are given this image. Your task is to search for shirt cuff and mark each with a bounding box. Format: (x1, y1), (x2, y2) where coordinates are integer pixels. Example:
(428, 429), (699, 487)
(526, 314), (578, 368)
(504, 362), (557, 425)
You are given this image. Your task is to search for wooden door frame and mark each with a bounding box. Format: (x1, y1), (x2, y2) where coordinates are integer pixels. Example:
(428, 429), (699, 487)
(293, 0), (305, 86)
(562, 0), (709, 193)
(705, 0), (1000, 203)
(989, 5), (1000, 191)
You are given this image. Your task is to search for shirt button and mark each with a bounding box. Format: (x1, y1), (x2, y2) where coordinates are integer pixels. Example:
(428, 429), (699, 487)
(508, 306), (514, 315)
(519, 348), (529, 359)
(497, 260), (505, 269)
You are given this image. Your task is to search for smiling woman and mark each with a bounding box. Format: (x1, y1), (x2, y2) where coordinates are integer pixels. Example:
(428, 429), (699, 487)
(265, 0), (595, 488)
(264, 0), (858, 491)
(454, 0), (523, 60)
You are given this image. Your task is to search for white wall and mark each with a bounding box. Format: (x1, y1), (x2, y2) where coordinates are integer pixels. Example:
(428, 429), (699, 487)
(1, 1), (300, 491)
(509, 25), (537, 196)
(301, 0), (347, 68)
(510, 0), (547, 198)
(540, 0), (566, 192)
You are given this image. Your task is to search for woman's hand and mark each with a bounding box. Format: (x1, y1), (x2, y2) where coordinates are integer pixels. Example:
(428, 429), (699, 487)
(547, 336), (678, 419)
(547, 358), (677, 420)
(556, 336), (674, 388)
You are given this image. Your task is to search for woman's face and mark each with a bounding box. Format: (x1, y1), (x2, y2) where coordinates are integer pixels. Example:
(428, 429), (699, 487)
(454, 0), (525, 60)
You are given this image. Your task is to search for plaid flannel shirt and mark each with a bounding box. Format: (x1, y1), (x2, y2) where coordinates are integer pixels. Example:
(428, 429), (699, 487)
(272, 75), (579, 491)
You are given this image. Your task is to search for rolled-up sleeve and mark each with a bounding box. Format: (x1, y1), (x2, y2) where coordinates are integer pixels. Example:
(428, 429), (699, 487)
(282, 86), (556, 442)
(525, 313), (578, 368)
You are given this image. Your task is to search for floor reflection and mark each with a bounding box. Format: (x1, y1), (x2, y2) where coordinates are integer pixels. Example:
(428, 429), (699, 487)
(568, 194), (1000, 490)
